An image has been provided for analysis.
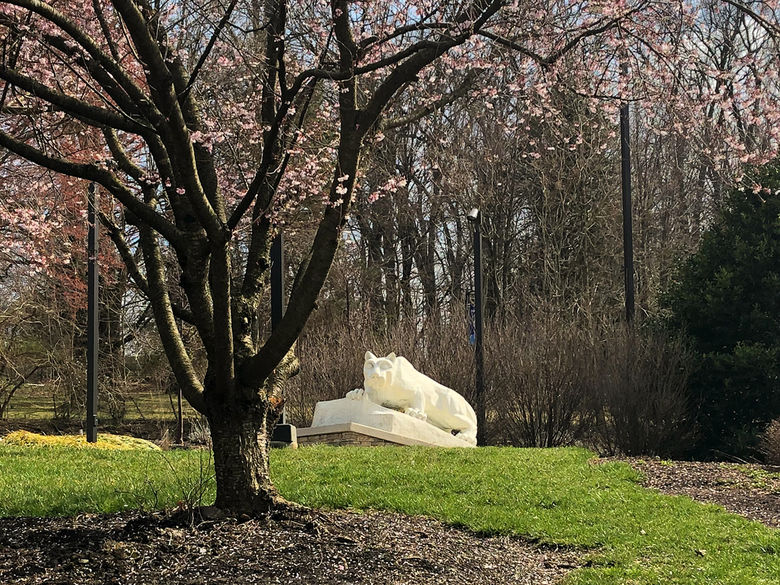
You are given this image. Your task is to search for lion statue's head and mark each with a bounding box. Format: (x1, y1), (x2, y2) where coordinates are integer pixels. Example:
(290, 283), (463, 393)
(363, 351), (396, 392)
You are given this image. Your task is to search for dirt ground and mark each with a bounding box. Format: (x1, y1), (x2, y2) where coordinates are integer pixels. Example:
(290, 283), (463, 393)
(0, 508), (580, 585)
(1, 456), (777, 584)
(623, 458), (780, 529)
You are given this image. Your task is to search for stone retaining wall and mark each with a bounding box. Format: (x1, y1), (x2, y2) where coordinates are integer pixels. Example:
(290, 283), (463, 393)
(297, 430), (397, 447)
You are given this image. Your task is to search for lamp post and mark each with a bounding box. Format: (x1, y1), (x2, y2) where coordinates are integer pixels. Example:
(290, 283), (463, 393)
(270, 232), (296, 446)
(620, 99), (635, 324)
(271, 232), (284, 334)
(467, 208), (486, 446)
(86, 182), (99, 443)
(619, 51), (635, 324)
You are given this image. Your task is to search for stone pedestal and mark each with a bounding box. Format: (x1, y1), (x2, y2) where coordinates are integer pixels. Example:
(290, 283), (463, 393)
(297, 397), (474, 447)
(270, 423), (297, 448)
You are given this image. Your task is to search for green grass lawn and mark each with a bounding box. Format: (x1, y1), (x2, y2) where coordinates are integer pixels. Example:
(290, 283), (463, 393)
(0, 445), (215, 517)
(0, 444), (777, 584)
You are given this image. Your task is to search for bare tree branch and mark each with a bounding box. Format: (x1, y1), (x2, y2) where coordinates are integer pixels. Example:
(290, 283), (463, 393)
(0, 64), (149, 134)
(182, 0), (240, 99)
(0, 128), (183, 247)
(479, 6), (648, 69)
(99, 209), (196, 325)
(382, 70), (478, 130)
(722, 0), (780, 39)
(5, 0), (166, 127)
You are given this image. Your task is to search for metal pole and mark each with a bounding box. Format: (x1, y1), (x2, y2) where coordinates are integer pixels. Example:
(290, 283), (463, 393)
(177, 384), (184, 444)
(86, 182), (99, 442)
(473, 218), (486, 445)
(620, 52), (635, 324)
(270, 232), (285, 424)
(620, 100), (635, 324)
(271, 233), (285, 330)
(176, 314), (184, 444)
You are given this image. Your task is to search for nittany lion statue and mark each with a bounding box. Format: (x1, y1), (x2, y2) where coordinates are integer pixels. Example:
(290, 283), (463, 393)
(346, 351), (477, 445)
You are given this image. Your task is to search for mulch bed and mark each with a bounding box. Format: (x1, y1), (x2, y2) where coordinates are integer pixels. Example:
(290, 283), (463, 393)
(0, 508), (580, 585)
(623, 458), (780, 529)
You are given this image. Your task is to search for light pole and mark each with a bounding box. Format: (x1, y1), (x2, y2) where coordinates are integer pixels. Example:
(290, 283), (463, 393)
(467, 208), (486, 446)
(619, 50), (635, 324)
(86, 182), (99, 443)
(620, 99), (635, 324)
(270, 232), (296, 447)
(271, 232), (284, 334)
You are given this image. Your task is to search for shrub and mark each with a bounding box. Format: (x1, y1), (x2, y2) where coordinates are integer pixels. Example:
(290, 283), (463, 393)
(585, 325), (692, 457)
(662, 167), (780, 457)
(285, 323), (377, 426)
(287, 313), (692, 456)
(488, 318), (589, 447)
(759, 419), (780, 465)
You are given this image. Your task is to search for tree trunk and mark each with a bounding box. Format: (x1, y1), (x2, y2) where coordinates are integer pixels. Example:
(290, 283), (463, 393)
(208, 402), (279, 514)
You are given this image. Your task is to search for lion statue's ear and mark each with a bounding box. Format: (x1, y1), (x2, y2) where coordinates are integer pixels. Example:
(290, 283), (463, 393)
(387, 352), (397, 361)
(365, 351), (377, 361)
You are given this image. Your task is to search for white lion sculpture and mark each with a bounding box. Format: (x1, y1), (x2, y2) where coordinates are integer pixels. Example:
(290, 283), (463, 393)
(346, 351), (477, 445)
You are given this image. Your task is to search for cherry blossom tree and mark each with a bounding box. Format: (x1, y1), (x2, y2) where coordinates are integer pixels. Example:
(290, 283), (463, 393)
(0, 0), (778, 514)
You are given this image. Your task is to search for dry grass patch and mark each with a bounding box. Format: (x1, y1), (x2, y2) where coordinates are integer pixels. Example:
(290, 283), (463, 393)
(1, 430), (160, 451)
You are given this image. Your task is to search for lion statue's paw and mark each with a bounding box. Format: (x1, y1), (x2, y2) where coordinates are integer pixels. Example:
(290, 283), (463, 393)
(404, 407), (428, 421)
(346, 388), (366, 400)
